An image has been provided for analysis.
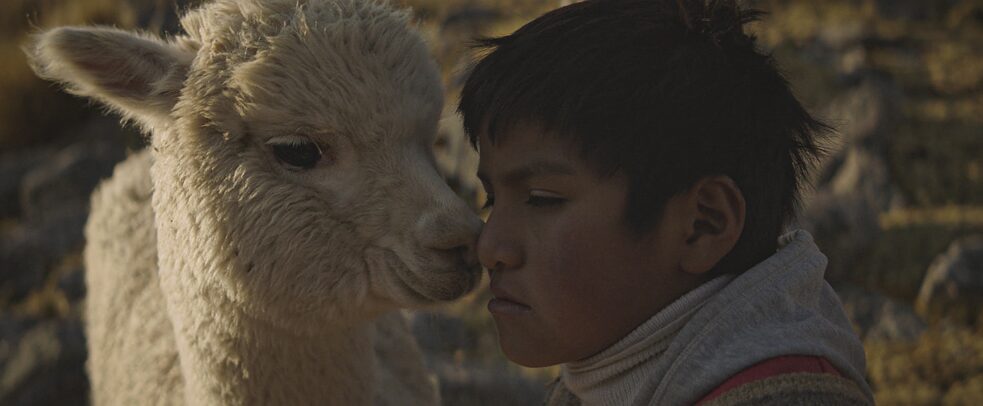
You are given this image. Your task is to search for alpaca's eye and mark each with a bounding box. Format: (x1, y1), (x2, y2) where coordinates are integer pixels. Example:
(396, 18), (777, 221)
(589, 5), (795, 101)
(267, 136), (322, 170)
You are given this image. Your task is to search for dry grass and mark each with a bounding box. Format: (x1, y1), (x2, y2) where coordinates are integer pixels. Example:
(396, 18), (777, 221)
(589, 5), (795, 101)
(868, 326), (983, 405)
(927, 39), (983, 95)
(10, 251), (82, 319)
(881, 206), (983, 229)
(0, 0), (194, 150)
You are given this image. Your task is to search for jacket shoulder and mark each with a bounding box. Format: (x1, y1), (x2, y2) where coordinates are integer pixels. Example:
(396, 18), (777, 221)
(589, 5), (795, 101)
(699, 372), (872, 406)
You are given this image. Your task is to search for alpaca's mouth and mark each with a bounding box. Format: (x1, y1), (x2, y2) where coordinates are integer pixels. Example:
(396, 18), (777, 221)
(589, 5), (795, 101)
(369, 247), (480, 304)
(399, 259), (481, 302)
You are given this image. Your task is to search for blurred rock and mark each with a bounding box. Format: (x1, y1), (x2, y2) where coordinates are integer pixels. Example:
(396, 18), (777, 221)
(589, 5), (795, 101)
(803, 187), (878, 282)
(802, 148), (904, 281)
(944, 374), (983, 405)
(411, 311), (546, 405)
(0, 148), (54, 219)
(873, 0), (959, 21)
(816, 21), (866, 51)
(0, 318), (36, 368)
(0, 210), (87, 303)
(799, 148), (902, 281)
(809, 75), (900, 192)
(915, 235), (983, 326)
(836, 284), (926, 343)
(0, 318), (88, 406)
(57, 265), (86, 304)
(436, 361), (545, 406)
(441, 6), (501, 31)
(2, 116), (131, 302)
(927, 39), (983, 95)
(0, 224), (48, 303)
(821, 75), (901, 155)
(411, 311), (477, 356)
(136, 0), (199, 35)
(20, 136), (124, 226)
(830, 148), (901, 210)
(800, 75), (905, 282)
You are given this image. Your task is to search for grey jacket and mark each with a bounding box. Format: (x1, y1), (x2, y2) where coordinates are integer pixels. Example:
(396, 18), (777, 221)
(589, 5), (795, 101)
(546, 230), (874, 405)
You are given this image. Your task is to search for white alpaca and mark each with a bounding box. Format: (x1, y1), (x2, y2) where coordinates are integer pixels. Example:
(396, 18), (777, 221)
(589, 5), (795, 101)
(25, 0), (483, 404)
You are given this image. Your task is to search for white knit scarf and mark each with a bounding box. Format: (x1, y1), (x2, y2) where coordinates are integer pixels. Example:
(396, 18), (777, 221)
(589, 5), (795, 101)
(561, 274), (735, 406)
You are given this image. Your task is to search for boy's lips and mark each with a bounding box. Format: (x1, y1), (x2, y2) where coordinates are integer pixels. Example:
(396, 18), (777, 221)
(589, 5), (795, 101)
(488, 283), (532, 315)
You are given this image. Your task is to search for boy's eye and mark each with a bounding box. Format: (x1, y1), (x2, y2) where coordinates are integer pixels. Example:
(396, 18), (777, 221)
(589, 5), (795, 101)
(525, 195), (565, 207)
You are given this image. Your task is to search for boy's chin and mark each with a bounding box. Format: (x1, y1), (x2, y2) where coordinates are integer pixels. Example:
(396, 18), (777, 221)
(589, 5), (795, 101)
(501, 348), (560, 368)
(495, 324), (568, 368)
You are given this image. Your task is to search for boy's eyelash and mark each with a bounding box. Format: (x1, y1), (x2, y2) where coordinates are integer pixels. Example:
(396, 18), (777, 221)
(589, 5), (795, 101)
(481, 194), (564, 209)
(526, 195), (565, 207)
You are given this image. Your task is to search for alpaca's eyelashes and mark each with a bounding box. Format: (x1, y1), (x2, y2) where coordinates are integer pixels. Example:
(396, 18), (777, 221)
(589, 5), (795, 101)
(267, 136), (324, 170)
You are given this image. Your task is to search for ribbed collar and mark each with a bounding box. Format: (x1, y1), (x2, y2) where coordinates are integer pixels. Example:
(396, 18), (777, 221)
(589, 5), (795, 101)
(560, 274), (734, 406)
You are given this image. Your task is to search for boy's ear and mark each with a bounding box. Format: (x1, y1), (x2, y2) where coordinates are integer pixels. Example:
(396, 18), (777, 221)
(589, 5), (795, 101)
(24, 26), (197, 132)
(678, 175), (746, 275)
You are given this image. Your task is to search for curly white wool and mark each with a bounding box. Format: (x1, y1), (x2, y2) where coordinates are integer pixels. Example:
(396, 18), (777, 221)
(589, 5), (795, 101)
(26, 0), (481, 404)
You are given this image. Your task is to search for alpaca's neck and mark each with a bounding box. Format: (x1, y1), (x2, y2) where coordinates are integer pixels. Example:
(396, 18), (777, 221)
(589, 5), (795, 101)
(168, 290), (376, 405)
(151, 148), (381, 405)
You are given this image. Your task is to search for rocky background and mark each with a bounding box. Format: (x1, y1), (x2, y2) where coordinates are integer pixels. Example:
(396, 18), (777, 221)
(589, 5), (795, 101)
(0, 0), (981, 404)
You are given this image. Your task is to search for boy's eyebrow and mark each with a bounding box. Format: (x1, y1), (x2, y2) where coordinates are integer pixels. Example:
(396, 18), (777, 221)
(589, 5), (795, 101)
(477, 161), (576, 185)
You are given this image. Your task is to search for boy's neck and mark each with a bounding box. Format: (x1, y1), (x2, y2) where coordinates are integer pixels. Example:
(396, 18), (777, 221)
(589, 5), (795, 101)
(561, 274), (735, 405)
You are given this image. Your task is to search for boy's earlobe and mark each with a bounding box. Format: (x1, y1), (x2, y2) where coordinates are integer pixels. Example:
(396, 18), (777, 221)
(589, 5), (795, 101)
(679, 176), (746, 275)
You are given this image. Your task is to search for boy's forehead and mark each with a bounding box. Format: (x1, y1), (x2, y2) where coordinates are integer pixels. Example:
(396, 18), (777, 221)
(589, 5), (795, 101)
(478, 122), (587, 156)
(475, 126), (608, 187)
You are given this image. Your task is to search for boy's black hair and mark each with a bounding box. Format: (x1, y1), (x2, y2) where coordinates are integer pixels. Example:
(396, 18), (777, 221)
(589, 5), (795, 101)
(458, 0), (829, 275)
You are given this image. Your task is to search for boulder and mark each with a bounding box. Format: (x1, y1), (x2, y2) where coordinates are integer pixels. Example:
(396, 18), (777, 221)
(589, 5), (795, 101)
(915, 236), (983, 326)
(801, 148), (904, 281)
(411, 311), (477, 357)
(0, 318), (88, 406)
(57, 265), (86, 304)
(0, 210), (87, 302)
(817, 75), (901, 171)
(873, 0), (961, 22)
(0, 148), (54, 219)
(0, 318), (36, 368)
(436, 361), (545, 406)
(410, 311), (545, 405)
(799, 74), (905, 282)
(836, 284), (927, 343)
(19, 138), (123, 226)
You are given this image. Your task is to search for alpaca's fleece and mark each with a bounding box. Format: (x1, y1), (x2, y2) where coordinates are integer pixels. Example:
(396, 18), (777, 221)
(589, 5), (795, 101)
(27, 0), (480, 404)
(157, 0), (479, 333)
(83, 150), (184, 405)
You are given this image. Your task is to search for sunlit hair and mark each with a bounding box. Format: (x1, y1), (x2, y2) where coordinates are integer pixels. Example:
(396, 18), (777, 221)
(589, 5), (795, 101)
(458, 0), (830, 275)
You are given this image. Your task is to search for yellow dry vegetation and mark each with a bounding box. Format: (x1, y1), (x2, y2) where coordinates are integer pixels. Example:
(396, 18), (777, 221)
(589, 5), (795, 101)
(928, 40), (983, 95)
(867, 327), (983, 404)
(881, 206), (983, 229)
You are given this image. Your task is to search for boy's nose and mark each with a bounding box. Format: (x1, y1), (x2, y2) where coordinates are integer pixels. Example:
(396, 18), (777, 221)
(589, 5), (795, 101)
(476, 216), (523, 271)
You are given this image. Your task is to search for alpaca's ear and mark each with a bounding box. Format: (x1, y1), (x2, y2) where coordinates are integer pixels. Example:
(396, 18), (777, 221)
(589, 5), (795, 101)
(24, 26), (196, 132)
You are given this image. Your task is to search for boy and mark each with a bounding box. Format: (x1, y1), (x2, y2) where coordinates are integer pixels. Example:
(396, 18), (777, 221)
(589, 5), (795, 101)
(457, 0), (874, 404)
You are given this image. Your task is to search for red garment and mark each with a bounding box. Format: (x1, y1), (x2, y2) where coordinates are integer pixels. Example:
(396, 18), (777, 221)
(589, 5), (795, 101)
(696, 355), (843, 404)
